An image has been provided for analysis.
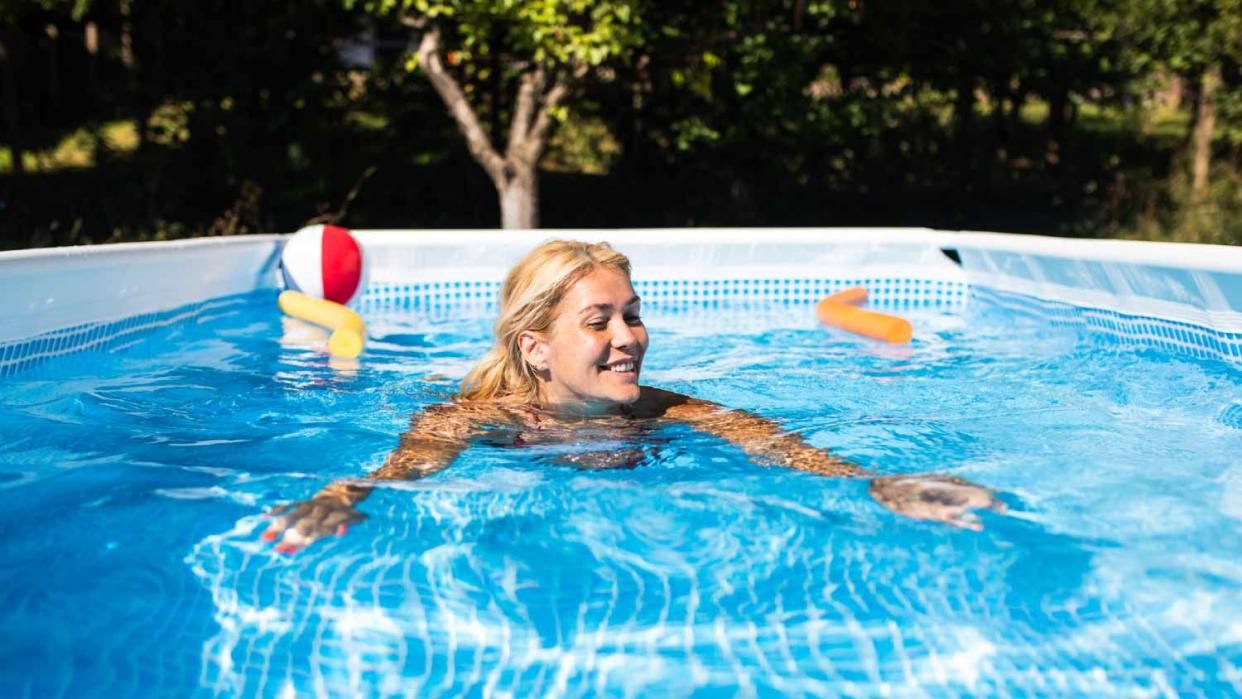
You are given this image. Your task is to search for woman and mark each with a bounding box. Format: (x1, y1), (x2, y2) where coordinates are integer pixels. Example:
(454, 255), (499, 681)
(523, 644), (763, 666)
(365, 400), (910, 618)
(264, 240), (1003, 553)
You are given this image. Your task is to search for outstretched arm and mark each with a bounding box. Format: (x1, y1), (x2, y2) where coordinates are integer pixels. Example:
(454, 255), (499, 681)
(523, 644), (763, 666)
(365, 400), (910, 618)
(262, 401), (503, 552)
(661, 396), (868, 477)
(657, 391), (1004, 530)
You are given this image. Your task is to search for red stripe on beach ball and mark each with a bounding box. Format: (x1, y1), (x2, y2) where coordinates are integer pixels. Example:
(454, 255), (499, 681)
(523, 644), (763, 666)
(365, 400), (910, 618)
(319, 225), (362, 305)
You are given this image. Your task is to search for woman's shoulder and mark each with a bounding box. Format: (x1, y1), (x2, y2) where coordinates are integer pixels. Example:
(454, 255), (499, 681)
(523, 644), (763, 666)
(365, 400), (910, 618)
(416, 396), (529, 428)
(629, 386), (716, 418)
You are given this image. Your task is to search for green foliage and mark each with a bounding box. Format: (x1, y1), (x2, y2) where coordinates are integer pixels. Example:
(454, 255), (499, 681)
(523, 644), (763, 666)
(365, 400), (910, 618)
(541, 110), (620, 174)
(1, 0), (1240, 244)
(1110, 0), (1242, 116)
(1122, 164), (1242, 245)
(1115, 0), (1241, 72)
(365, 0), (644, 70)
(0, 0), (90, 21)
(628, 1), (841, 157)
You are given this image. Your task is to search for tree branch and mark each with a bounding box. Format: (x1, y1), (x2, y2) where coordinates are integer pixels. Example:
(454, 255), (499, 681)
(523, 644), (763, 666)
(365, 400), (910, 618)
(396, 11), (427, 30)
(521, 79), (568, 162)
(416, 27), (506, 184)
(525, 63), (587, 163)
(506, 66), (544, 161)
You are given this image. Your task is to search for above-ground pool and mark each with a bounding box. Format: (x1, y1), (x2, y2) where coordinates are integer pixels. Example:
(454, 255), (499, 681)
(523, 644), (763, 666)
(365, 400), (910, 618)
(1, 230), (1239, 697)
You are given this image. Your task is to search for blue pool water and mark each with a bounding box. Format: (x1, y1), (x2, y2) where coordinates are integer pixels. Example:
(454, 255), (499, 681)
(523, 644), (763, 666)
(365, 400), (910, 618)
(1, 290), (1240, 696)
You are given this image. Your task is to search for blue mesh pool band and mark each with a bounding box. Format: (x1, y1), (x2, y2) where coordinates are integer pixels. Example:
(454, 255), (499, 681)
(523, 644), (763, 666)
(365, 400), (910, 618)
(0, 235), (285, 376)
(972, 287), (1242, 363)
(3, 277), (1241, 374)
(0, 294), (257, 378)
(954, 241), (1242, 363)
(354, 277), (970, 312)
(954, 238), (1242, 334)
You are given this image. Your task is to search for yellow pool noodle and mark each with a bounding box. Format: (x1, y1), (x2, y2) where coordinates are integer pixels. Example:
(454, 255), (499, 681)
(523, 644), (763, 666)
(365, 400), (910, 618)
(278, 290), (366, 358)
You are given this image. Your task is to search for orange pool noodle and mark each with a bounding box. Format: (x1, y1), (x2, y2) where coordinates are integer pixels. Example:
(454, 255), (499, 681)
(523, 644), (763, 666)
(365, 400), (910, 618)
(816, 287), (913, 344)
(824, 287), (869, 306)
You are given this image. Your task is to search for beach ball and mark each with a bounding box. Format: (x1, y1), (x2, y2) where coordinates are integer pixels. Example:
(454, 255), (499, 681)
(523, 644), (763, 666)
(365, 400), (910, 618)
(280, 224), (367, 305)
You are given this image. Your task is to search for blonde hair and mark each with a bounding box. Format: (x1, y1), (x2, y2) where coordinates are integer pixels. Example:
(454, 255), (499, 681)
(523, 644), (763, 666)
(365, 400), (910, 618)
(459, 240), (633, 402)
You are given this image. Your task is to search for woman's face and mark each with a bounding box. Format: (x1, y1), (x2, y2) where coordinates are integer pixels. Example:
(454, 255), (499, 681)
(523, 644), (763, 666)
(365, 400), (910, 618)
(526, 268), (648, 413)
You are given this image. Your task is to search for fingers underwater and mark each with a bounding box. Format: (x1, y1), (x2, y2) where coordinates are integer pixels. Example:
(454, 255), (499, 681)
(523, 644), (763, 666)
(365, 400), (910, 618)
(948, 511), (984, 532)
(258, 497), (366, 554)
(869, 472), (1005, 531)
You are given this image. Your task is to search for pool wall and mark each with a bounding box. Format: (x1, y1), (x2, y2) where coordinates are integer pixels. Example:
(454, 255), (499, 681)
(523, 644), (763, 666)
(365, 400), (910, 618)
(352, 229), (970, 322)
(2, 228), (1240, 375)
(1, 236), (285, 375)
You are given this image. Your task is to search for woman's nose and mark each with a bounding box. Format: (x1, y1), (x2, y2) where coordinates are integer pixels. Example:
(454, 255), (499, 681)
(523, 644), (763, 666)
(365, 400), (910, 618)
(610, 318), (637, 349)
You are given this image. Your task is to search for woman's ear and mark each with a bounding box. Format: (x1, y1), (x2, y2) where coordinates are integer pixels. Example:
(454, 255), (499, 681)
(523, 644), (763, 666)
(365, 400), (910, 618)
(517, 331), (549, 372)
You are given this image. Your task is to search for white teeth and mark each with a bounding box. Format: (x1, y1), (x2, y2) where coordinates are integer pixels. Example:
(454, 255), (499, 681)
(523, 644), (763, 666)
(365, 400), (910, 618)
(607, 361), (635, 372)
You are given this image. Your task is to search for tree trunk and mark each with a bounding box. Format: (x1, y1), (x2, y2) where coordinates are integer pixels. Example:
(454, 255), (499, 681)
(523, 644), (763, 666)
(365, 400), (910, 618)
(499, 165), (538, 229)
(1047, 85), (1068, 141)
(953, 71), (974, 189)
(991, 79), (1010, 153)
(1191, 64), (1220, 202)
(0, 36), (23, 175)
(954, 74), (973, 147)
(45, 24), (60, 108)
(119, 0), (136, 70)
(85, 21), (99, 108)
(488, 25), (503, 149)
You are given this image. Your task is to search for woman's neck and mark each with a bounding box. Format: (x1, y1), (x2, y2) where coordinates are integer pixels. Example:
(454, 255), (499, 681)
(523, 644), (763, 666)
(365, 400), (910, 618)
(533, 394), (629, 418)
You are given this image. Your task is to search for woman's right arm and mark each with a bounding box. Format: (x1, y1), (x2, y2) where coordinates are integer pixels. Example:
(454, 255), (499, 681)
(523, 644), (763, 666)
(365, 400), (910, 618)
(261, 401), (504, 553)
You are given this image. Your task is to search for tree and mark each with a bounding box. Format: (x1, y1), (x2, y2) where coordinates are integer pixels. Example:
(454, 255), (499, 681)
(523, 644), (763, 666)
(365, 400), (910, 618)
(359, 0), (643, 229)
(595, 1), (844, 223)
(1114, 0), (1242, 201)
(0, 0), (71, 175)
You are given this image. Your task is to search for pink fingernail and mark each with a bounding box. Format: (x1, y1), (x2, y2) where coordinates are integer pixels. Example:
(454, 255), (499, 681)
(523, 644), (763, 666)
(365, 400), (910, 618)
(261, 531), (277, 542)
(336, 525), (348, 536)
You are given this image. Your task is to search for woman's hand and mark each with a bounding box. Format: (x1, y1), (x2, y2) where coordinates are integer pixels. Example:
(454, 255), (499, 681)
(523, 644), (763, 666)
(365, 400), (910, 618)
(868, 474), (1006, 531)
(261, 493), (367, 554)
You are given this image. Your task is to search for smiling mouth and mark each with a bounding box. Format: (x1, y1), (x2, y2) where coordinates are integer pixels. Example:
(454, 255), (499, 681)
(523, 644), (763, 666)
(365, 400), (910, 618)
(602, 360), (637, 373)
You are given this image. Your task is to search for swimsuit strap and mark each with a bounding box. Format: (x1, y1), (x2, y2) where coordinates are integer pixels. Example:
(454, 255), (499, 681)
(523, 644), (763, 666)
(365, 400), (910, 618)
(519, 404), (543, 424)
(512, 403), (543, 446)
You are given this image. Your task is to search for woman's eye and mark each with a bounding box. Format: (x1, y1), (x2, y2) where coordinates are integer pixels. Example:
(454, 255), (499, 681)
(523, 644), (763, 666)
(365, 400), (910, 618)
(587, 321), (607, 330)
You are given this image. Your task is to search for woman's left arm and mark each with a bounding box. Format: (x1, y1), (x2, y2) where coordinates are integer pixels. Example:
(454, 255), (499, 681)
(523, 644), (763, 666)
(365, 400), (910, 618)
(659, 392), (1004, 529)
(661, 395), (869, 477)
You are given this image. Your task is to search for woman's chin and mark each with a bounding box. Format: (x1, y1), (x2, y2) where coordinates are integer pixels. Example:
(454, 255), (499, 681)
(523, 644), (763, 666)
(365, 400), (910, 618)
(611, 384), (642, 405)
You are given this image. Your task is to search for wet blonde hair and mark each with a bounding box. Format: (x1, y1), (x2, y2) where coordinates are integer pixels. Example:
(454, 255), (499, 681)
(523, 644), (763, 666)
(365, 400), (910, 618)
(459, 240), (633, 402)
